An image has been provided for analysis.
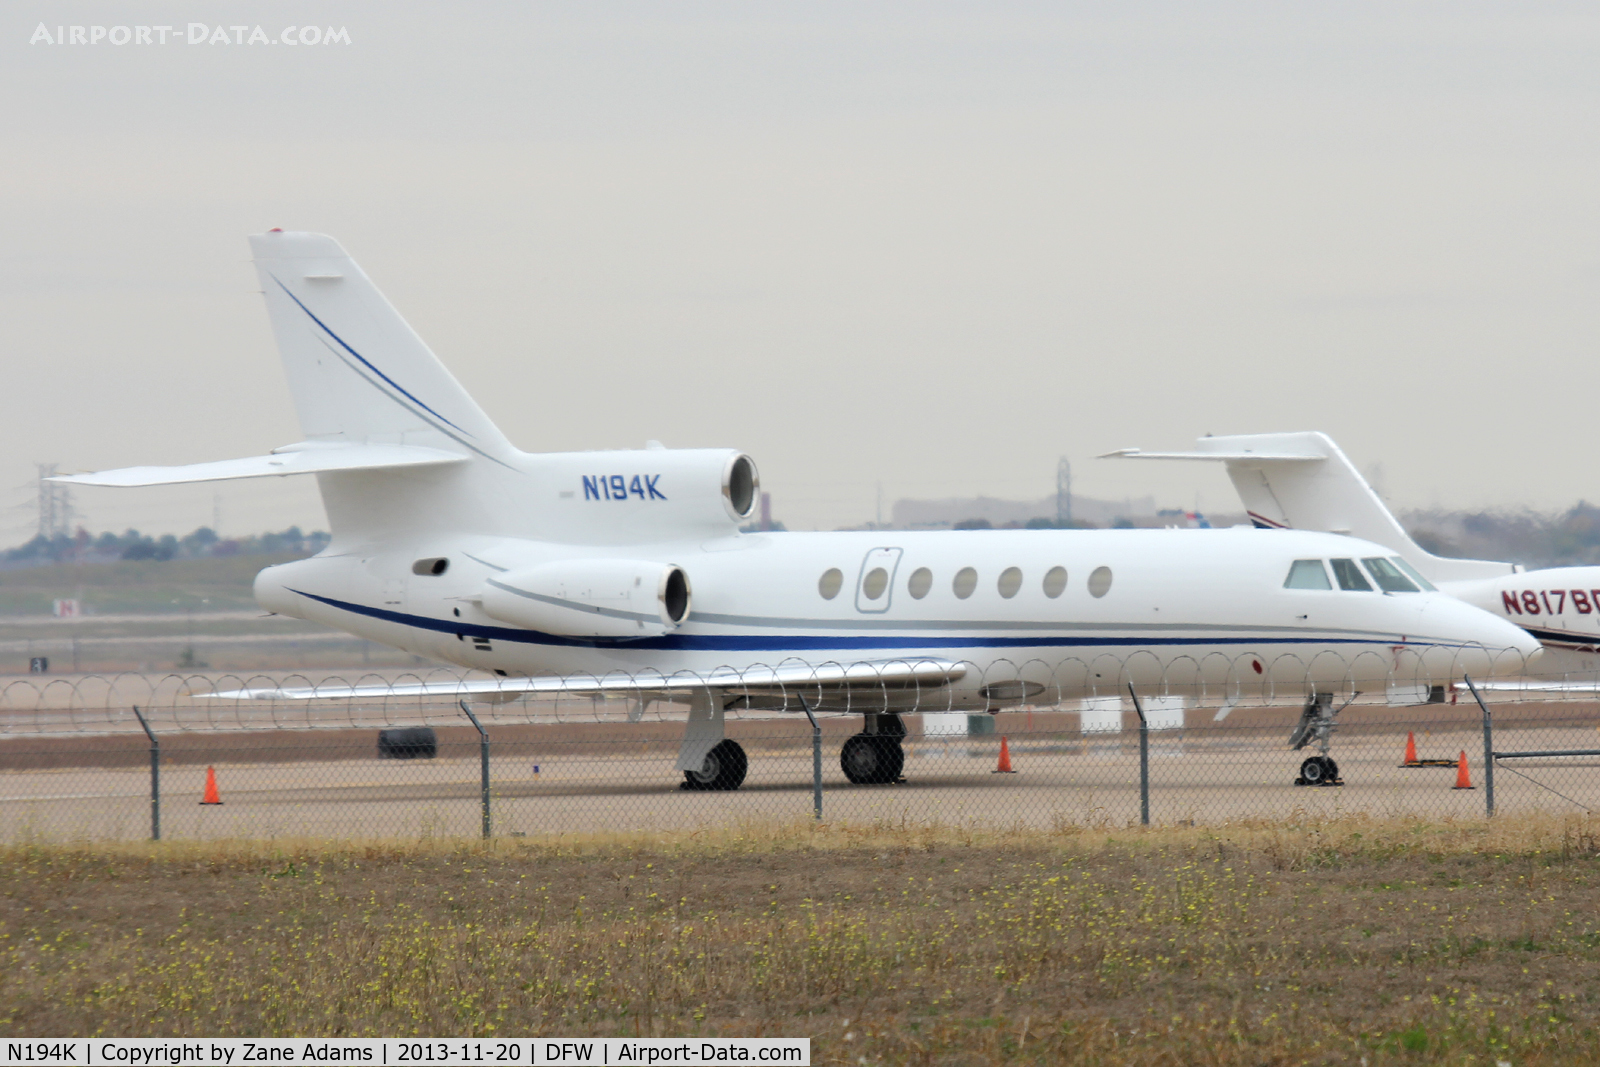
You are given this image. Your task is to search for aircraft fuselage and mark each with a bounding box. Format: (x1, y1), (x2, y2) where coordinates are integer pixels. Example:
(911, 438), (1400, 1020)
(257, 525), (1535, 709)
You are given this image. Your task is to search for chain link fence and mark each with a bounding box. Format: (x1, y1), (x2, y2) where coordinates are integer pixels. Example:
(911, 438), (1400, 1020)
(4, 653), (1600, 841)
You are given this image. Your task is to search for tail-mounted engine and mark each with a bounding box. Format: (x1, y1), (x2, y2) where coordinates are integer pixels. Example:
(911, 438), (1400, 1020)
(526, 448), (760, 544)
(479, 559), (691, 638)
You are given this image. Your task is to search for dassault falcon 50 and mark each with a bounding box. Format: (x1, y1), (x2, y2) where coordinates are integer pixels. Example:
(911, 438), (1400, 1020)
(56, 233), (1538, 789)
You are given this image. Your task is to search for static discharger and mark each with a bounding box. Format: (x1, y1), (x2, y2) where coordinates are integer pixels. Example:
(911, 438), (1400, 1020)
(993, 736), (1015, 774)
(200, 765), (223, 805)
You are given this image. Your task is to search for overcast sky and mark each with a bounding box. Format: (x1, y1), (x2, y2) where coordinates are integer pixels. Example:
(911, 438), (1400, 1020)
(4, 2), (1599, 539)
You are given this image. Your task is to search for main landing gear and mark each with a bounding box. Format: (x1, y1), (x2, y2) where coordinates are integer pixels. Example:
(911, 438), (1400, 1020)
(673, 703), (912, 791)
(681, 738), (748, 791)
(841, 713), (906, 785)
(1289, 692), (1350, 786)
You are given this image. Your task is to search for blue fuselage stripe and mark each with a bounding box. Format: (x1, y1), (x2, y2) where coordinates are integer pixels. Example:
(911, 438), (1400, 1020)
(1520, 624), (1600, 649)
(289, 588), (1443, 653)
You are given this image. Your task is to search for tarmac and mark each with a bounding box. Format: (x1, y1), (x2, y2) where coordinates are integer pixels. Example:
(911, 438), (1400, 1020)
(3, 709), (1599, 840)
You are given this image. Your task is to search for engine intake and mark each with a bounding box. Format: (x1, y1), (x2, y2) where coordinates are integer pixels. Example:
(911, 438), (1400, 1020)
(479, 559), (692, 638)
(723, 453), (759, 520)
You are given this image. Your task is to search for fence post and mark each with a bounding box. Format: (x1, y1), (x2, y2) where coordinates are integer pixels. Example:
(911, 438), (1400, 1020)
(459, 701), (490, 838)
(1463, 675), (1495, 817)
(131, 705), (159, 842)
(799, 695), (822, 821)
(1127, 685), (1149, 826)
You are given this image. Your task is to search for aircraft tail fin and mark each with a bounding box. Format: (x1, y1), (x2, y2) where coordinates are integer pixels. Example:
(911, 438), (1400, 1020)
(249, 231), (515, 463)
(56, 232), (531, 545)
(1104, 432), (1514, 583)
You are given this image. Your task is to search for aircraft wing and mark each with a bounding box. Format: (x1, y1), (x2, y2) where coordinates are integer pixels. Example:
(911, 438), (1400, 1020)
(205, 658), (968, 701)
(50, 442), (468, 487)
(1456, 679), (1600, 694)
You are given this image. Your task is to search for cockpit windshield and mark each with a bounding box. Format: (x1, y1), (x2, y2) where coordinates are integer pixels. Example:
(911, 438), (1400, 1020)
(1286, 557), (1430, 593)
(1390, 556), (1437, 591)
(1361, 557), (1420, 593)
(1329, 558), (1373, 592)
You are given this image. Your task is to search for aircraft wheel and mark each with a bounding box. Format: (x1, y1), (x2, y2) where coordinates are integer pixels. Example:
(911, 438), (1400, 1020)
(682, 739), (748, 791)
(841, 734), (905, 785)
(1297, 755), (1337, 786)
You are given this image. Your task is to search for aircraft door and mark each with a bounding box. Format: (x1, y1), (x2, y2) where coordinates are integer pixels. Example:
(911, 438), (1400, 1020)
(855, 547), (903, 614)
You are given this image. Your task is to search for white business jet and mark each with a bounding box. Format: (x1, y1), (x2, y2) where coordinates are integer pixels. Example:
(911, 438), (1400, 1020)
(55, 234), (1537, 790)
(1105, 431), (1600, 682)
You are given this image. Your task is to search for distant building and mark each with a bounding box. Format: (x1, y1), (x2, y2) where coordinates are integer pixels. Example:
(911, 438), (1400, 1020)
(891, 493), (1161, 530)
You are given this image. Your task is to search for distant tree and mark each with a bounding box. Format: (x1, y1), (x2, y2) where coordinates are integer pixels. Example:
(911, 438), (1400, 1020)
(953, 518), (993, 531)
(1024, 517), (1057, 530)
(1410, 528), (1454, 557)
(1112, 517), (1135, 530)
(121, 531), (161, 560)
(180, 526), (219, 556)
(5, 523), (330, 565)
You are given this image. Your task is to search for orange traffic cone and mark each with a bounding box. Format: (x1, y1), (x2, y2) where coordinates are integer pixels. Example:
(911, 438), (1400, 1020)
(200, 765), (223, 805)
(1400, 731), (1420, 766)
(993, 736), (1016, 774)
(1452, 751), (1474, 790)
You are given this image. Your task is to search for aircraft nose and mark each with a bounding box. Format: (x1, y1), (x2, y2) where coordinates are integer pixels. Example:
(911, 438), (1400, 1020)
(1420, 594), (1541, 676)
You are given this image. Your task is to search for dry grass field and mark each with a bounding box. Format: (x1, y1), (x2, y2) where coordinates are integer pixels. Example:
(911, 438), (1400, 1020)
(5, 816), (1600, 1064)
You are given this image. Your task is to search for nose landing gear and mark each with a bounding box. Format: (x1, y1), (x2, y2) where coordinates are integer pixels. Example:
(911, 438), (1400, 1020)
(1290, 692), (1351, 786)
(1297, 754), (1340, 786)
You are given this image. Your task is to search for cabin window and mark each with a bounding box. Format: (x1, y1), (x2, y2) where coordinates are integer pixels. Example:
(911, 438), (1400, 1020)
(1362, 557), (1419, 593)
(997, 567), (1023, 598)
(952, 567), (978, 599)
(907, 567), (933, 599)
(861, 567), (889, 600)
(818, 568), (843, 600)
(412, 557), (449, 576)
(1283, 559), (1332, 590)
(1042, 566), (1068, 598)
(1391, 557), (1437, 591)
(1088, 566), (1113, 598)
(1329, 558), (1373, 591)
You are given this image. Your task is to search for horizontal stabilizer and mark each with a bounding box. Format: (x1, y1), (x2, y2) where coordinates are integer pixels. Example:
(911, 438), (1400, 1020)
(205, 658), (968, 701)
(1101, 432), (1514, 583)
(1100, 448), (1322, 462)
(51, 442), (468, 488)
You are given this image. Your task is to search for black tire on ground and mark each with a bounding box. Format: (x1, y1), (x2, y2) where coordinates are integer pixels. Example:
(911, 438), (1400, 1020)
(682, 739), (748, 791)
(378, 727), (438, 760)
(841, 733), (905, 785)
(1299, 755), (1334, 784)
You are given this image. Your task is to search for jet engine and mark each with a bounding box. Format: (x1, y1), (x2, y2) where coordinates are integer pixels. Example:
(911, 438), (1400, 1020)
(526, 448), (760, 544)
(479, 559), (691, 638)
